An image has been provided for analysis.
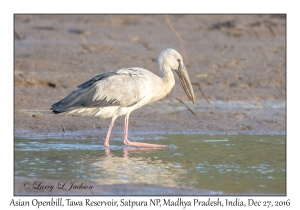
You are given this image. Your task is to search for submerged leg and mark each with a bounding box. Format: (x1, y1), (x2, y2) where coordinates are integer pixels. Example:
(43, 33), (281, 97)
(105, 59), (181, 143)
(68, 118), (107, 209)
(123, 113), (165, 148)
(104, 116), (117, 148)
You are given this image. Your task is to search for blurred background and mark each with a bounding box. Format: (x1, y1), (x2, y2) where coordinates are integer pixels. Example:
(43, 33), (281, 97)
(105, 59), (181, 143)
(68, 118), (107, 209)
(14, 14), (286, 136)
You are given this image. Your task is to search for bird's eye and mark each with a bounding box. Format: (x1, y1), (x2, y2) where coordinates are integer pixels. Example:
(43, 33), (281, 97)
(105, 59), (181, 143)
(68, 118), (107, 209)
(177, 59), (180, 62)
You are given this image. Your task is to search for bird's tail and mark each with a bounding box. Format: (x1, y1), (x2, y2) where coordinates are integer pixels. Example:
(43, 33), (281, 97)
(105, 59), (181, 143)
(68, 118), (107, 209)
(51, 109), (64, 114)
(50, 86), (94, 114)
(50, 101), (67, 114)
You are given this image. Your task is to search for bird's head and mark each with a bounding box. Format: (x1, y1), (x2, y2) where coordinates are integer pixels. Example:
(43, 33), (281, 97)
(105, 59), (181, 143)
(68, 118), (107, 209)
(158, 48), (195, 103)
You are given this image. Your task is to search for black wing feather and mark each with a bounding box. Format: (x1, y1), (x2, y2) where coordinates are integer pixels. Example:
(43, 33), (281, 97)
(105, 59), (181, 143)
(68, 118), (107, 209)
(51, 72), (117, 114)
(77, 71), (116, 88)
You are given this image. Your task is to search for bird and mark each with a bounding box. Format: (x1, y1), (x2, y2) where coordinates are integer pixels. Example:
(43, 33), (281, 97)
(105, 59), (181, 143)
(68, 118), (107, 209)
(51, 48), (195, 148)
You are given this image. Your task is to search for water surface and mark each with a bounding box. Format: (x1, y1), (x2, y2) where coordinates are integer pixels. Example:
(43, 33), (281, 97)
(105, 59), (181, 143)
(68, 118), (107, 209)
(15, 134), (285, 194)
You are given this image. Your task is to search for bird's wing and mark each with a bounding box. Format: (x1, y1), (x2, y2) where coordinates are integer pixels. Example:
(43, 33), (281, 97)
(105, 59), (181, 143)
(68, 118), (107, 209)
(77, 71), (116, 89)
(89, 68), (148, 107)
(51, 68), (149, 113)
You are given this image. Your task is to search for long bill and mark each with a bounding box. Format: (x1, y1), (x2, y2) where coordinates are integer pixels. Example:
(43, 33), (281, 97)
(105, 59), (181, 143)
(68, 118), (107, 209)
(176, 64), (195, 103)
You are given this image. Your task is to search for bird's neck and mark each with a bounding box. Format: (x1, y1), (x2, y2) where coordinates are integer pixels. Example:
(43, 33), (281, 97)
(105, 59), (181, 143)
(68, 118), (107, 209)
(159, 61), (175, 92)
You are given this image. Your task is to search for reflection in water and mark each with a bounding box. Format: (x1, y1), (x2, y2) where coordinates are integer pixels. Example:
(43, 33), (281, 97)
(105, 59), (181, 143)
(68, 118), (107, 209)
(96, 147), (186, 186)
(14, 135), (286, 194)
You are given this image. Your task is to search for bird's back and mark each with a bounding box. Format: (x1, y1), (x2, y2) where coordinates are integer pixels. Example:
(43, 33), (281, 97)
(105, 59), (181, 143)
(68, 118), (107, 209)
(50, 68), (160, 115)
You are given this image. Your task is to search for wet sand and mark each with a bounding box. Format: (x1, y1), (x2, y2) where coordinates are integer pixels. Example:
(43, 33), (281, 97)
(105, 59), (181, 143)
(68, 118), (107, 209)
(14, 14), (285, 139)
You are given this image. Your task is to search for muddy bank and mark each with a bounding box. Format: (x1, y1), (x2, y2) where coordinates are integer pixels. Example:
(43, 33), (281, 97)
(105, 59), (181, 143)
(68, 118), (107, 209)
(14, 15), (286, 139)
(15, 99), (285, 140)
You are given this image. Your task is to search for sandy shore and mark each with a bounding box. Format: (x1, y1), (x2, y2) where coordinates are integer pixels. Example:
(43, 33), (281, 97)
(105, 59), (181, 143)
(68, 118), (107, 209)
(14, 14), (286, 139)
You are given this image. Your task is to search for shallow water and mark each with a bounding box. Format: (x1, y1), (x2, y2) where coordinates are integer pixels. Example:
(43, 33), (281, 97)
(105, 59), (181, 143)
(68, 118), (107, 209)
(14, 135), (285, 194)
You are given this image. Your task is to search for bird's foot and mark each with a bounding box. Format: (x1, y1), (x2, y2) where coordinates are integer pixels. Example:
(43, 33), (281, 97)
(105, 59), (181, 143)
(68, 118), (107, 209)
(123, 138), (166, 148)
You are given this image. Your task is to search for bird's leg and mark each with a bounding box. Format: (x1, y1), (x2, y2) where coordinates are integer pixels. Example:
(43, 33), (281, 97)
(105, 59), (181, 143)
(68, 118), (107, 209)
(105, 147), (111, 157)
(123, 114), (166, 148)
(104, 116), (117, 148)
